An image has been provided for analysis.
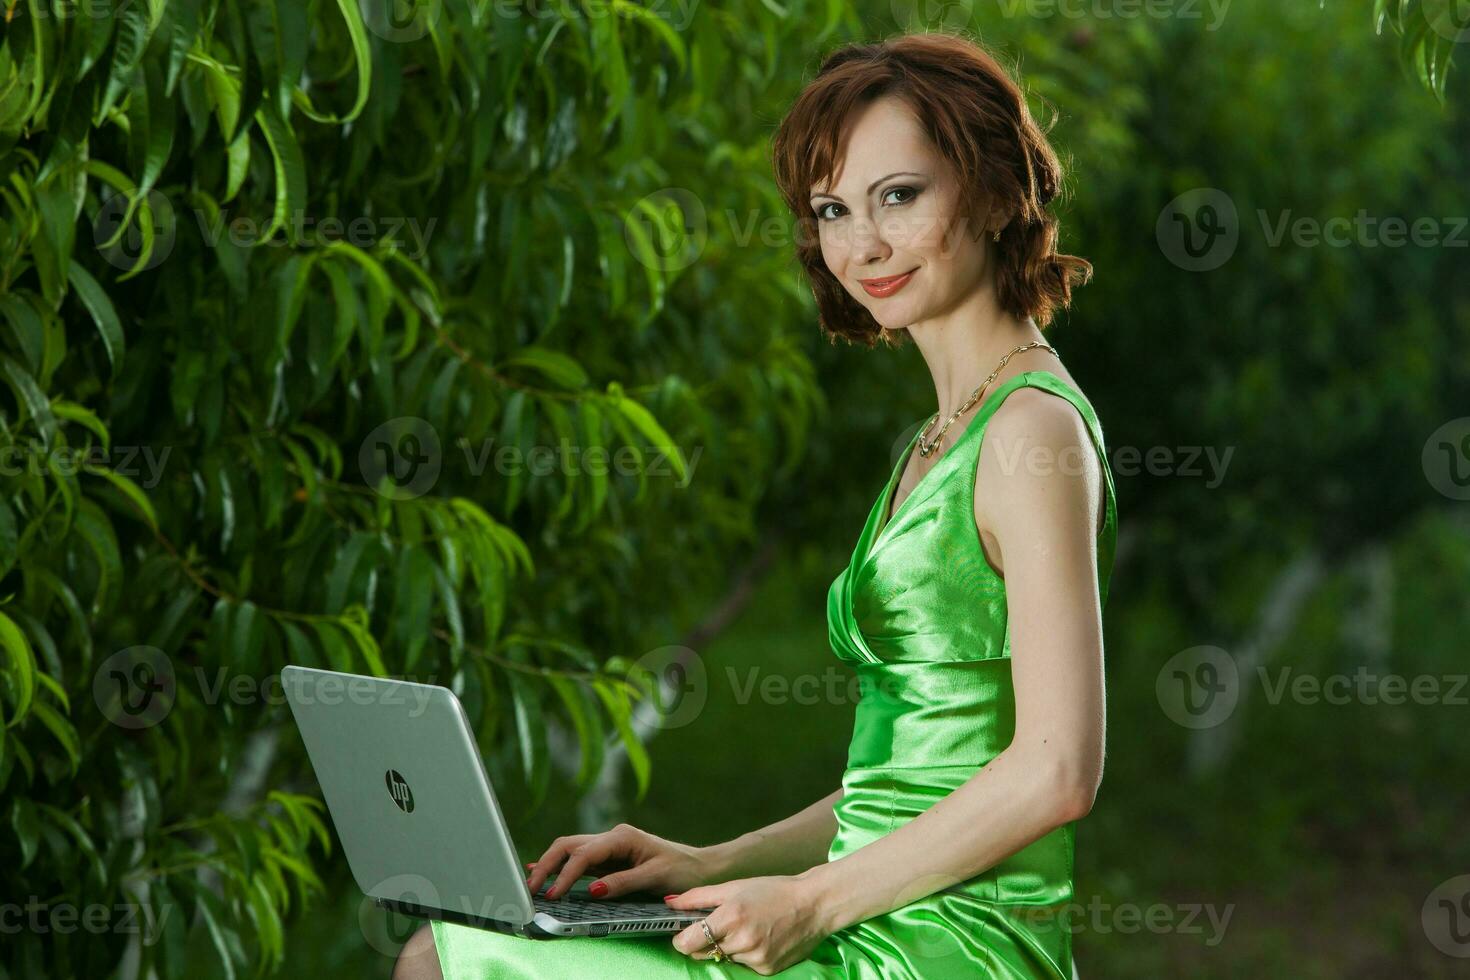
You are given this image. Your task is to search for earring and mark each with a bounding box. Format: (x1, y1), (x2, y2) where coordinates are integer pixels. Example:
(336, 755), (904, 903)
(992, 228), (1001, 242)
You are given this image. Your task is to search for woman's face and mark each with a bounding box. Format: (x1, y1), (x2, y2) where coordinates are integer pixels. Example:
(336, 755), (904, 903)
(808, 95), (993, 331)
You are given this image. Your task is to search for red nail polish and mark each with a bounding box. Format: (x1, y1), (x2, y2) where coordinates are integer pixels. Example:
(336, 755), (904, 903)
(588, 881), (608, 897)
(664, 894), (678, 902)
(524, 862), (535, 869)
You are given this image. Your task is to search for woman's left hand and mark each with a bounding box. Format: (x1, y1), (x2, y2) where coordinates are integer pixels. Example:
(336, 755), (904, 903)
(666, 874), (832, 975)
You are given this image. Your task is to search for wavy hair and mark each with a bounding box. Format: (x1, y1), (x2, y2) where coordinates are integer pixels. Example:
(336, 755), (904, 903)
(771, 32), (1093, 347)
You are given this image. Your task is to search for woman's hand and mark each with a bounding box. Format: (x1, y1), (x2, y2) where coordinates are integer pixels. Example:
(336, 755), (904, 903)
(665, 874), (831, 976)
(525, 822), (726, 900)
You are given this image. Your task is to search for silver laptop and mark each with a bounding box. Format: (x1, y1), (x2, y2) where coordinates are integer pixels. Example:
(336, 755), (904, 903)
(281, 665), (715, 938)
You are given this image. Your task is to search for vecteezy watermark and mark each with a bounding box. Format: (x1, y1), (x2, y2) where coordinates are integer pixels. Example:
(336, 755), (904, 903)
(624, 192), (998, 271)
(93, 646), (177, 730)
(358, 873), (443, 958)
(358, 417), (702, 500)
(193, 209), (437, 261)
(622, 656), (924, 730)
(92, 647), (443, 728)
(625, 645), (709, 731)
(890, 0), (977, 32)
(482, 0), (701, 31)
(1423, 875), (1470, 958)
(1157, 646), (1469, 729)
(1423, 417), (1470, 501)
(725, 665), (908, 708)
(359, 0), (445, 42)
(887, 421), (1234, 488)
(457, 437), (700, 488)
(1156, 188), (1240, 272)
(0, 898), (173, 943)
(624, 188), (709, 274)
(1422, 0), (1470, 44)
(91, 192), (437, 270)
(360, 417), (443, 500)
(1257, 210), (1470, 250)
(94, 188), (178, 273)
(1156, 645), (1240, 729)
(991, 0), (1231, 30)
(197, 667), (441, 715)
(1018, 896), (1235, 946)
(991, 439), (1234, 488)
(1158, 187), (1470, 271)
(357, 873), (538, 957)
(0, 442), (171, 489)
(1255, 667), (1468, 708)
(1110, 444), (1233, 487)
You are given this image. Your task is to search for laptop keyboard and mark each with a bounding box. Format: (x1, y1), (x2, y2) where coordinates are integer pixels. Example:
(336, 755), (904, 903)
(532, 897), (689, 921)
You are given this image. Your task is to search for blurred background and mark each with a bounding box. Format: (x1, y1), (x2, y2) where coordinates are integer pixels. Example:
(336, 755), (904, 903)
(1, 1), (1467, 977)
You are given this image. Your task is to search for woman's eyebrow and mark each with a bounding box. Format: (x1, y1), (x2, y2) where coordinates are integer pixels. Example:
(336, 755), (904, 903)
(809, 171), (925, 203)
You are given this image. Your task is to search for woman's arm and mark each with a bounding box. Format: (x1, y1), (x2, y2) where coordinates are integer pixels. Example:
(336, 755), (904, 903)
(795, 392), (1107, 933)
(698, 787), (844, 882)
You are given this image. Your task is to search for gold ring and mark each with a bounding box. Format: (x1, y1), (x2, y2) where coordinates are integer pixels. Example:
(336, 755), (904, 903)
(699, 919), (728, 963)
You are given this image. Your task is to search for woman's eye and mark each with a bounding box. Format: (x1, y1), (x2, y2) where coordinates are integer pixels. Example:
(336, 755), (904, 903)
(814, 187), (917, 222)
(884, 186), (918, 206)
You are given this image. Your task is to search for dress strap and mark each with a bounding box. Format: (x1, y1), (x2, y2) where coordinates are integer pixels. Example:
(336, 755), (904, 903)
(969, 371), (1119, 605)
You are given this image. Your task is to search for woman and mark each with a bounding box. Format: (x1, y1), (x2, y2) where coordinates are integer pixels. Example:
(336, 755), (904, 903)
(399, 30), (1114, 979)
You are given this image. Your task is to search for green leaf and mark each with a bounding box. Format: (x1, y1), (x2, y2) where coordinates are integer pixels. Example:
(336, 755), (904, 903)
(432, 563), (465, 663)
(546, 674), (605, 795)
(308, 621), (355, 673)
(617, 2), (688, 75)
(244, 873), (284, 973)
(30, 700), (81, 777)
(324, 532), (377, 613)
(338, 606), (387, 678)
(253, 104), (306, 243)
(604, 384), (688, 484)
(231, 600), (265, 675)
(73, 499), (122, 617)
(0, 292), (45, 374)
(82, 465), (157, 530)
(66, 261), (125, 376)
(193, 887), (241, 980)
(291, 0), (373, 124)
(35, 802), (105, 884)
(53, 400), (111, 452)
(499, 346), (589, 389)
(506, 669), (550, 810)
(100, 1), (159, 122)
(199, 52), (244, 142)
(12, 797), (40, 869)
(592, 678), (650, 803)
(390, 546), (434, 668)
(128, 60), (175, 197)
(32, 175), (77, 307)
(0, 609), (37, 728)
(0, 354), (58, 446)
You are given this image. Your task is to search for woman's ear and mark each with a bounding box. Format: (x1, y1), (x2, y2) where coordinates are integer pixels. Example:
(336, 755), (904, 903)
(985, 199), (1015, 239)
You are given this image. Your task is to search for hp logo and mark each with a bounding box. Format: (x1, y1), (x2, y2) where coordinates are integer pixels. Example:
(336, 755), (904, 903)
(385, 769), (415, 813)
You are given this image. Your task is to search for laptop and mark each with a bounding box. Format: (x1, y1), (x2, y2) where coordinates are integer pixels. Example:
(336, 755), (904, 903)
(281, 664), (716, 938)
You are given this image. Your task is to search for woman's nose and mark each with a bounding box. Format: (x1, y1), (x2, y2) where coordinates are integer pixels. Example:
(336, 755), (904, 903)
(848, 216), (890, 264)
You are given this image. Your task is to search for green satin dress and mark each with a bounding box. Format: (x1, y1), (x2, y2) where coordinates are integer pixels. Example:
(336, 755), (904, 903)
(431, 370), (1117, 978)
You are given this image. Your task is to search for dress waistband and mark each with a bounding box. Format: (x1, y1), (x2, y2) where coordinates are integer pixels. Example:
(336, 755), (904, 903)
(845, 658), (1017, 770)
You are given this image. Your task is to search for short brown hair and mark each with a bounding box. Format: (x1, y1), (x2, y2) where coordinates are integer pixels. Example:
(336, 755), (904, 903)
(771, 31), (1093, 347)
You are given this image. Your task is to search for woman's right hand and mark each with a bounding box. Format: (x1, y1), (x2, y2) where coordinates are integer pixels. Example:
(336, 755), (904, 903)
(525, 823), (727, 901)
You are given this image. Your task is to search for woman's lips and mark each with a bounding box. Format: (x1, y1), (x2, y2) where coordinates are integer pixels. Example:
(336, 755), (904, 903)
(859, 269), (916, 298)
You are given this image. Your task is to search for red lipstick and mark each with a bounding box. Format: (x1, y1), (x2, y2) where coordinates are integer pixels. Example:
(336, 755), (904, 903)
(859, 268), (917, 298)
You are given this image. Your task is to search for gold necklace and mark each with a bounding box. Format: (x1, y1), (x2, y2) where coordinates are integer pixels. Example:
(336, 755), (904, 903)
(916, 341), (1060, 458)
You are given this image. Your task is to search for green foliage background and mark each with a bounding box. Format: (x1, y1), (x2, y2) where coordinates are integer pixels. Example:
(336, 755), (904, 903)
(1, 0), (1467, 978)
